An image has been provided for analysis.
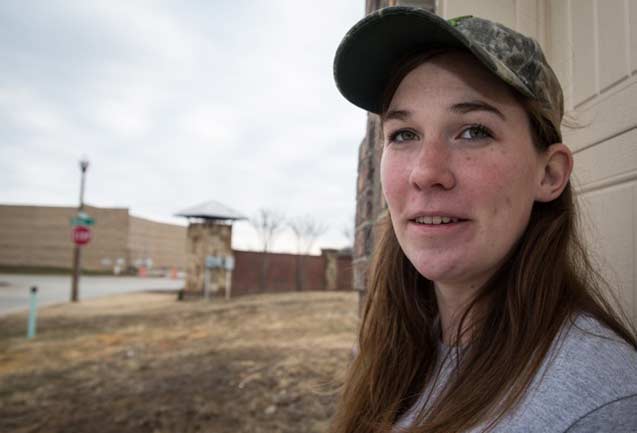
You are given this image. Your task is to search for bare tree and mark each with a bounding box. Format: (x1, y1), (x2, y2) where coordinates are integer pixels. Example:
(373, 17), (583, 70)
(250, 208), (285, 252)
(288, 215), (329, 254)
(288, 215), (328, 291)
(250, 208), (285, 291)
(342, 216), (355, 248)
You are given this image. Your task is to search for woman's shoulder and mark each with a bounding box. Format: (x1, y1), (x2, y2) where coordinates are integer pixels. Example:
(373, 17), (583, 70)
(498, 314), (637, 433)
(551, 314), (637, 391)
(489, 314), (637, 433)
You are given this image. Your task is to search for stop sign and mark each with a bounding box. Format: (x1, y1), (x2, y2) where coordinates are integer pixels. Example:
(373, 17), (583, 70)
(72, 226), (92, 246)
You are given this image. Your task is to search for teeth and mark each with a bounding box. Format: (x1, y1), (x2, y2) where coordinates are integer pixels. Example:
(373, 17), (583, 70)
(414, 216), (460, 225)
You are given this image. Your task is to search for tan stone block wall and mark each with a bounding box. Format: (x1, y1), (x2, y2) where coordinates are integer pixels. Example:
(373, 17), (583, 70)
(0, 204), (129, 271)
(0, 205), (73, 268)
(128, 216), (187, 270)
(80, 206), (130, 271)
(0, 204), (187, 273)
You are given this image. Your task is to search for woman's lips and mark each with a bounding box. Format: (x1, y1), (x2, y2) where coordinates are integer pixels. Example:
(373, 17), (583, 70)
(411, 215), (464, 225)
(408, 211), (470, 224)
(407, 215), (470, 234)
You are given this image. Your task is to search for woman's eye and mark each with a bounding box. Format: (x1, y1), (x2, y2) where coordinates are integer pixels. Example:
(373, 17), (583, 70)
(390, 130), (418, 143)
(459, 124), (493, 140)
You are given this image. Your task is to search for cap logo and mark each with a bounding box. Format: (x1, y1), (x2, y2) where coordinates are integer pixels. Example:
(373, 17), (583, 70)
(447, 15), (473, 27)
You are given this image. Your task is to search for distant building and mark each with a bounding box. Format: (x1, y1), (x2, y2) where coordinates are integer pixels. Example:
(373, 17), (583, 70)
(0, 204), (187, 273)
(0, 202), (354, 295)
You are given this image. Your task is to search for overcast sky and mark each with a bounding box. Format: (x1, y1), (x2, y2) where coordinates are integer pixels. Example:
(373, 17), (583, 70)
(0, 1), (366, 253)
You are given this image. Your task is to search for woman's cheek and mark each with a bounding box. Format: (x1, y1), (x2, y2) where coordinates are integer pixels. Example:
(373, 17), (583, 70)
(380, 153), (406, 207)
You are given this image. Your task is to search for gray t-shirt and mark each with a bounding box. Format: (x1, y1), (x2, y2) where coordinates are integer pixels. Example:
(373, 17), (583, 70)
(395, 315), (637, 432)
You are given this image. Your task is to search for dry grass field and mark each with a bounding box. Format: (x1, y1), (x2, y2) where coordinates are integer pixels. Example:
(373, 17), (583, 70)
(0, 290), (359, 433)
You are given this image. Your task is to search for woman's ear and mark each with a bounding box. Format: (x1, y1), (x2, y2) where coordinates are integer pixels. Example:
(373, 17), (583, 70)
(535, 143), (573, 202)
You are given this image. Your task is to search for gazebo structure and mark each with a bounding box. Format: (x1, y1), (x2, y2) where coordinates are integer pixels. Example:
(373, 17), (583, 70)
(176, 200), (246, 299)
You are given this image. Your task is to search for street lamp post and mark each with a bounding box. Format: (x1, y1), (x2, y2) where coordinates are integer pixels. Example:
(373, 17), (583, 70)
(70, 158), (89, 302)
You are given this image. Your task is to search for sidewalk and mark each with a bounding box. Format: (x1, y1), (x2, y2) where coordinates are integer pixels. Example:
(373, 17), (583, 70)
(0, 274), (183, 315)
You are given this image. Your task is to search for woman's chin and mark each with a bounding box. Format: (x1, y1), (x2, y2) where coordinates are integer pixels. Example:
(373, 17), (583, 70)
(408, 256), (483, 290)
(409, 259), (463, 284)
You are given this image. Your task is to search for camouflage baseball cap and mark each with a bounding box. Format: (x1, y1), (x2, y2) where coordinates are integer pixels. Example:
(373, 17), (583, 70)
(333, 6), (563, 133)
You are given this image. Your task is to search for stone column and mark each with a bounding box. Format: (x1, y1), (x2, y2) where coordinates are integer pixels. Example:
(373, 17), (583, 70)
(184, 221), (233, 296)
(322, 248), (339, 291)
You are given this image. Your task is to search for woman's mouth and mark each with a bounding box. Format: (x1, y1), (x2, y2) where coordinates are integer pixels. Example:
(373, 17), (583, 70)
(411, 215), (467, 225)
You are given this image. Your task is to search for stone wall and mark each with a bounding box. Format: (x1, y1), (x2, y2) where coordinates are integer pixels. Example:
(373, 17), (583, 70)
(353, 0), (436, 312)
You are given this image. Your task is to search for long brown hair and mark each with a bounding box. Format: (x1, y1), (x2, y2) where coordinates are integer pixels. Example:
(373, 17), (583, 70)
(330, 52), (637, 433)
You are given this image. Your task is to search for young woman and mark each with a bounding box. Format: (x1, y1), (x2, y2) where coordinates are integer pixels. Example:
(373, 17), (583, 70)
(331, 7), (637, 433)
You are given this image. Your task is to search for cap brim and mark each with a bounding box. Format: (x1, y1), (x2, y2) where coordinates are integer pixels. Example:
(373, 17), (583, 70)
(333, 8), (492, 114)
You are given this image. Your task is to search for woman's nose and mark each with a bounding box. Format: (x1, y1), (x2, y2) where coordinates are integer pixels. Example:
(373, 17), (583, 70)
(408, 140), (456, 191)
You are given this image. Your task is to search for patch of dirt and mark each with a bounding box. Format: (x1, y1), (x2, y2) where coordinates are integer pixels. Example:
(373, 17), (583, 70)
(0, 291), (358, 433)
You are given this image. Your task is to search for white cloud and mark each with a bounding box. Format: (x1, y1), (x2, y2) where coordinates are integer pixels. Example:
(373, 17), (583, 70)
(178, 105), (239, 145)
(91, 98), (152, 138)
(0, 86), (68, 134)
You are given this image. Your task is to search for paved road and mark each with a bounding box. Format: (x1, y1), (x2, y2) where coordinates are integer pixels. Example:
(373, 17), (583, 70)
(0, 274), (184, 315)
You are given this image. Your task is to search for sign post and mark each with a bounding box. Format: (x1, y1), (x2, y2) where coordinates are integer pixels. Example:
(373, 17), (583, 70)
(70, 158), (91, 303)
(27, 286), (38, 339)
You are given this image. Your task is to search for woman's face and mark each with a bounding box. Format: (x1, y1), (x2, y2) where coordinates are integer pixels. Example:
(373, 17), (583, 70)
(380, 51), (546, 292)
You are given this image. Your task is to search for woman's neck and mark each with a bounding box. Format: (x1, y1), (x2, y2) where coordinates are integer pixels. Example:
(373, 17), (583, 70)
(434, 282), (481, 346)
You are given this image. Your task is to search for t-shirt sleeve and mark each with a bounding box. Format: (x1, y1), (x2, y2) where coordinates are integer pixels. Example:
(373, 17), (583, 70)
(564, 394), (637, 433)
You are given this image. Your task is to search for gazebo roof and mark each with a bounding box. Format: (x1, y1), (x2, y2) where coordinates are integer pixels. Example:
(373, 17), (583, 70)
(175, 200), (246, 221)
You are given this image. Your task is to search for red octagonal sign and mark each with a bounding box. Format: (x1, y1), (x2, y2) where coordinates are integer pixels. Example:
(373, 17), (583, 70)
(72, 226), (92, 246)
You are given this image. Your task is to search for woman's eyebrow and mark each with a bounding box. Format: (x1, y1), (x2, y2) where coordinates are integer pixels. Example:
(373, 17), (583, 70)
(382, 109), (411, 122)
(449, 100), (506, 120)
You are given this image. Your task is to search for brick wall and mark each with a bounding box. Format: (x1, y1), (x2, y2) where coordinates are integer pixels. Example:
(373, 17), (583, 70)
(230, 249), (352, 297)
(231, 250), (324, 296)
